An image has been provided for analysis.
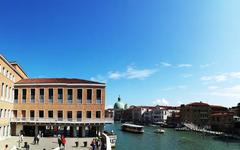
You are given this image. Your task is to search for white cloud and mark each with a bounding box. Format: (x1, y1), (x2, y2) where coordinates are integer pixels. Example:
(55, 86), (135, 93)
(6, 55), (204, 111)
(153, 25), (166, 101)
(160, 62), (172, 67)
(181, 74), (193, 78)
(125, 66), (157, 79)
(108, 71), (122, 80)
(201, 72), (240, 82)
(207, 85), (240, 98)
(108, 66), (157, 80)
(153, 98), (169, 105)
(177, 64), (192, 68)
(90, 75), (107, 83)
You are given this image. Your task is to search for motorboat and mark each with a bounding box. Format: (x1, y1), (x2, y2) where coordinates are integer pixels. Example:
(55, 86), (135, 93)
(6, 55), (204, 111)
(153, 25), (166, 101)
(121, 123), (144, 133)
(154, 128), (165, 134)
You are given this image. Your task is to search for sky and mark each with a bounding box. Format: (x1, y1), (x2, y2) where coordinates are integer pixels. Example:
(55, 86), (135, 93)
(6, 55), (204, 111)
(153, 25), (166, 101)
(0, 0), (240, 108)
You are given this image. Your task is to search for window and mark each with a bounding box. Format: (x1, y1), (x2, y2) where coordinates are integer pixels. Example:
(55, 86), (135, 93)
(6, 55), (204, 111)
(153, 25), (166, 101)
(30, 89), (35, 103)
(22, 89), (26, 103)
(87, 89), (92, 104)
(96, 111), (101, 118)
(67, 111), (72, 121)
(5, 85), (8, 98)
(3, 67), (5, 76)
(1, 83), (4, 96)
(14, 89), (18, 103)
(77, 89), (82, 104)
(30, 110), (34, 120)
(13, 110), (17, 118)
(21, 110), (26, 120)
(48, 89), (53, 104)
(58, 111), (63, 121)
(86, 111), (91, 118)
(67, 89), (72, 104)
(48, 110), (53, 118)
(77, 111), (82, 121)
(39, 110), (44, 118)
(58, 89), (63, 104)
(39, 89), (44, 103)
(96, 89), (102, 104)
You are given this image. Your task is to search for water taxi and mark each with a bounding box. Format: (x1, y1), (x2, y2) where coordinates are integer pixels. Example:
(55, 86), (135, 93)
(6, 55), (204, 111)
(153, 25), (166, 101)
(154, 128), (165, 134)
(103, 130), (117, 148)
(121, 123), (144, 133)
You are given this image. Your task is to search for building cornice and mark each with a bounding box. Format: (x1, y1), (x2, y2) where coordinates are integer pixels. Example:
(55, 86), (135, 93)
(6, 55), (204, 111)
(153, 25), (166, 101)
(14, 83), (106, 87)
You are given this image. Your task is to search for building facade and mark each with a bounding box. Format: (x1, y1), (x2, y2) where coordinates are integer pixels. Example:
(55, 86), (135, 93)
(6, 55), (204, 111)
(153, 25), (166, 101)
(11, 78), (106, 137)
(180, 102), (211, 127)
(0, 55), (28, 140)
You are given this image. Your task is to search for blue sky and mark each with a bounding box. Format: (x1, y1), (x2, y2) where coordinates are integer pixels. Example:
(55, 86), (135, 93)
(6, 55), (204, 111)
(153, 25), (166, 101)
(1, 0), (240, 107)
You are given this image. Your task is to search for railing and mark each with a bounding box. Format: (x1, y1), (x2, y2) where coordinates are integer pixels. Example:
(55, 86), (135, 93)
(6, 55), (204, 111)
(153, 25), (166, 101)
(10, 117), (113, 124)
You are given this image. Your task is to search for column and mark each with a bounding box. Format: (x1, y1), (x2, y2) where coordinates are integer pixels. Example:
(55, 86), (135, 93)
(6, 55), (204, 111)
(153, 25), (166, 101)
(8, 125), (11, 136)
(82, 125), (86, 137)
(35, 125), (39, 136)
(73, 125), (77, 137)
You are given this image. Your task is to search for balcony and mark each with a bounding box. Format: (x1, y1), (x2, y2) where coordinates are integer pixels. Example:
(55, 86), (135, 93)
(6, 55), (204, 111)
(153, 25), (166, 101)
(10, 117), (113, 124)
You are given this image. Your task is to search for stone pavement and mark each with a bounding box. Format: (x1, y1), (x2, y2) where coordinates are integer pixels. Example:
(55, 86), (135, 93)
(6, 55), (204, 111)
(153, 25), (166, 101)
(0, 136), (96, 150)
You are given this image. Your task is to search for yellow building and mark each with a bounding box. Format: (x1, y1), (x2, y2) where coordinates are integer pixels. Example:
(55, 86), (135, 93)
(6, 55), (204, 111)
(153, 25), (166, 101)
(0, 55), (28, 141)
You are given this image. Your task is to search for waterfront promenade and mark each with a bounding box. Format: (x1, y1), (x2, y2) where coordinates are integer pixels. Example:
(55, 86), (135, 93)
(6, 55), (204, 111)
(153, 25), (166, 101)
(0, 136), (95, 150)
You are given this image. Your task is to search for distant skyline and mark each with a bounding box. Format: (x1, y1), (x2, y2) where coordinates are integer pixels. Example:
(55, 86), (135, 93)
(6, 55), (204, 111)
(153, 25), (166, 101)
(1, 0), (240, 108)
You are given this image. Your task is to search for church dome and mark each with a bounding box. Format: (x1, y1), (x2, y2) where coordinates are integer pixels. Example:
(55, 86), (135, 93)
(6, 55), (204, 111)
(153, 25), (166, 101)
(114, 96), (125, 109)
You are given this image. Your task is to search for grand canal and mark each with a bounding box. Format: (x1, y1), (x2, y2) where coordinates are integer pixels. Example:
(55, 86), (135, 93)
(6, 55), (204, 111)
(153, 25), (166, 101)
(105, 123), (240, 150)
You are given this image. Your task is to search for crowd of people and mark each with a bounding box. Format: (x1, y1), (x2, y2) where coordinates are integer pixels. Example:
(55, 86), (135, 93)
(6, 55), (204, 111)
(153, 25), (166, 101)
(2, 131), (106, 150)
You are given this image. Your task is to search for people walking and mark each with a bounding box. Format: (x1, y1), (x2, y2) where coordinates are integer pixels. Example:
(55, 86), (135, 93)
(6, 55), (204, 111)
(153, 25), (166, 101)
(36, 133), (40, 144)
(91, 139), (96, 150)
(20, 134), (24, 142)
(57, 134), (62, 148)
(33, 135), (37, 144)
(61, 135), (66, 149)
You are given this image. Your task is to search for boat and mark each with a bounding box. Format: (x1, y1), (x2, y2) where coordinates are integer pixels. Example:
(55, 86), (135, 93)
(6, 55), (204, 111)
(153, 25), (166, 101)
(103, 130), (117, 148)
(121, 123), (144, 133)
(154, 129), (165, 134)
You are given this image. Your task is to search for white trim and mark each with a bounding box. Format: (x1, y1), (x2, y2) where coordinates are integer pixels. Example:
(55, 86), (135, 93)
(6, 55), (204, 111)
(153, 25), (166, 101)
(15, 83), (106, 86)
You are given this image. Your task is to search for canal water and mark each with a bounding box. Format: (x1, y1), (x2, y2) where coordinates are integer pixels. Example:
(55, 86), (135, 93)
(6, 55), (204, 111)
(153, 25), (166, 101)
(105, 123), (240, 150)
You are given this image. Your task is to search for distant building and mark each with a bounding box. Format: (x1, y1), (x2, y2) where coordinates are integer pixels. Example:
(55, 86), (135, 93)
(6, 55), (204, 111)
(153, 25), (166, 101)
(210, 112), (234, 133)
(105, 108), (114, 119)
(113, 96), (127, 121)
(180, 102), (211, 127)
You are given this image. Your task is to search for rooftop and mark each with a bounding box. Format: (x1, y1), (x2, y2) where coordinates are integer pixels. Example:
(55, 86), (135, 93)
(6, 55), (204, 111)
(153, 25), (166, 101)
(16, 78), (105, 85)
(187, 102), (209, 107)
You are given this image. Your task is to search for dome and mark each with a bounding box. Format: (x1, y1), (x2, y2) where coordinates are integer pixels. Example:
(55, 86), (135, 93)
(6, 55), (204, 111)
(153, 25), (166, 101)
(114, 96), (126, 110)
(114, 101), (125, 109)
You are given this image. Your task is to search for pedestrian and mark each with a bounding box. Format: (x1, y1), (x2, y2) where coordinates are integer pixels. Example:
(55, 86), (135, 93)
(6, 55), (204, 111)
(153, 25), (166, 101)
(90, 139), (96, 150)
(33, 136), (36, 144)
(57, 134), (62, 148)
(61, 135), (66, 149)
(37, 134), (40, 144)
(41, 132), (44, 137)
(4, 144), (8, 150)
(20, 134), (24, 142)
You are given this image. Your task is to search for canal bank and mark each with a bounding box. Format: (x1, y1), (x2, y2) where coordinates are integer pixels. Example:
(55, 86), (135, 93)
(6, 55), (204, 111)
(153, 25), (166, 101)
(105, 123), (240, 150)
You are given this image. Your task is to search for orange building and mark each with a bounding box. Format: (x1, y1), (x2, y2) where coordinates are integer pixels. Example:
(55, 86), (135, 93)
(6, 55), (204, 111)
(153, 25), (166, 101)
(0, 55), (28, 140)
(0, 54), (107, 138)
(11, 78), (106, 137)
